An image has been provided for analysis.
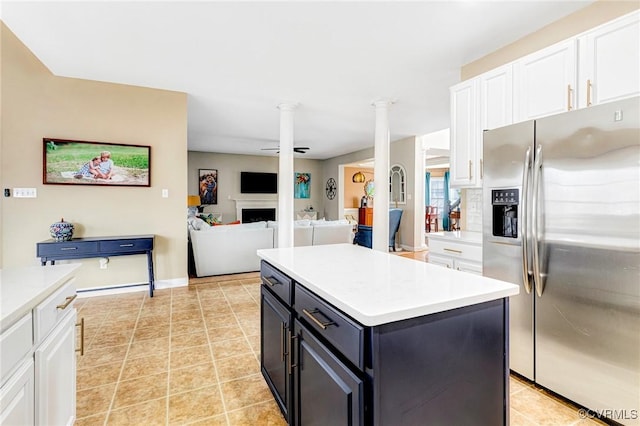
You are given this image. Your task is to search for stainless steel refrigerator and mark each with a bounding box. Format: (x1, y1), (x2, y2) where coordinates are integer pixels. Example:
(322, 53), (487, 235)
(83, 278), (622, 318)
(483, 97), (640, 425)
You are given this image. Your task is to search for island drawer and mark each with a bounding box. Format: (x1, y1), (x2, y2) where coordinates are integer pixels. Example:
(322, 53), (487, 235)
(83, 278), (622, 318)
(37, 240), (99, 257)
(33, 278), (76, 344)
(261, 261), (292, 305)
(294, 285), (364, 370)
(100, 238), (152, 253)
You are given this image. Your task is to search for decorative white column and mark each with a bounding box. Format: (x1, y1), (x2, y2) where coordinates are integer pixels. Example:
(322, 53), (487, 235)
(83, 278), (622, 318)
(277, 103), (297, 248)
(372, 100), (393, 252)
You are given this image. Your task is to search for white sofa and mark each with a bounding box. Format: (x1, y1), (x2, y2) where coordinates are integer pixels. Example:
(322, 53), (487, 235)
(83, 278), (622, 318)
(190, 221), (274, 277)
(189, 218), (354, 277)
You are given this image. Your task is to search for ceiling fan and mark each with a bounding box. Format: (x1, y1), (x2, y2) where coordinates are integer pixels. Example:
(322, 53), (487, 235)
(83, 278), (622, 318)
(261, 146), (310, 154)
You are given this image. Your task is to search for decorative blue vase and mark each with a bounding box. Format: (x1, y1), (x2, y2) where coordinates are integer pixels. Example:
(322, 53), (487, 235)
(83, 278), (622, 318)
(50, 218), (74, 242)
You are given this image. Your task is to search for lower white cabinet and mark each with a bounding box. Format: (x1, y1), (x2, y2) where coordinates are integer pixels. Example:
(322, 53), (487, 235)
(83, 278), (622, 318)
(0, 359), (34, 426)
(427, 232), (483, 275)
(35, 310), (77, 426)
(0, 274), (79, 426)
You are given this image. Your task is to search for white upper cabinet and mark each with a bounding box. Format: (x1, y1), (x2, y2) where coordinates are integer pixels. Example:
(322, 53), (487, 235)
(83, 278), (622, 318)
(578, 11), (640, 108)
(479, 64), (513, 131)
(450, 64), (513, 188)
(450, 78), (479, 188)
(514, 39), (578, 122)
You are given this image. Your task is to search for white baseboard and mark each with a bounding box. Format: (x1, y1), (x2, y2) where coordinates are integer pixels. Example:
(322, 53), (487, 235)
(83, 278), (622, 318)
(77, 277), (188, 298)
(398, 243), (427, 252)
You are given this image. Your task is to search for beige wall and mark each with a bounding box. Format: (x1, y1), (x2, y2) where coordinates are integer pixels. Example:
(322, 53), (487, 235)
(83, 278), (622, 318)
(344, 166), (373, 208)
(1, 23), (188, 289)
(187, 151), (323, 221)
(462, 0), (639, 80)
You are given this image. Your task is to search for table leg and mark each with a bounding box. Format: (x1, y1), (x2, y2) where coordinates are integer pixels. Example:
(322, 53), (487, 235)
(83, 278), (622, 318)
(147, 251), (155, 297)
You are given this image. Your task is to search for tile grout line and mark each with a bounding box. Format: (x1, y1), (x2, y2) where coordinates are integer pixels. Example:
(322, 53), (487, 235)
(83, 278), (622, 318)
(103, 294), (145, 425)
(197, 282), (231, 426)
(166, 289), (174, 426)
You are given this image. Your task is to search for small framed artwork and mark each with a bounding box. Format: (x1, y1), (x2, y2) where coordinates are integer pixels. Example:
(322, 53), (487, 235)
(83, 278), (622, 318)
(43, 138), (151, 187)
(199, 169), (218, 205)
(295, 172), (310, 199)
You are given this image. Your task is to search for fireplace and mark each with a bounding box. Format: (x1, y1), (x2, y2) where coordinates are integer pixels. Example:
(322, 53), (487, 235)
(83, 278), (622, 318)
(242, 208), (276, 223)
(235, 199), (278, 222)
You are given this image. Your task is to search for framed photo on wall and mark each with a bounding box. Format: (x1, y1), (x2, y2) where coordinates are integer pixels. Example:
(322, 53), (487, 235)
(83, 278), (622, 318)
(295, 172), (310, 199)
(43, 138), (151, 187)
(199, 169), (218, 205)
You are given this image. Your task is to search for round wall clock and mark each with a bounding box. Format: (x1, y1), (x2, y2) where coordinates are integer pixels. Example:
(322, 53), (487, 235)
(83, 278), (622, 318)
(325, 178), (337, 200)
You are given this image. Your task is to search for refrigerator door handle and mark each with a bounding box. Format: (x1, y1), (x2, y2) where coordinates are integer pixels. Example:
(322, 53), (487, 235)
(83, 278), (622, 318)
(532, 144), (545, 297)
(521, 146), (532, 294)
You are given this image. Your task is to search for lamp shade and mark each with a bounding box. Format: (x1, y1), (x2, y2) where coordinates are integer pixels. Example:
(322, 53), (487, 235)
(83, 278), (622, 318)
(187, 195), (201, 207)
(352, 171), (366, 183)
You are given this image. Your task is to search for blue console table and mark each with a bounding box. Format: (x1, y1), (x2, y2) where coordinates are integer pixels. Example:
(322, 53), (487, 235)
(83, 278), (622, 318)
(37, 235), (156, 297)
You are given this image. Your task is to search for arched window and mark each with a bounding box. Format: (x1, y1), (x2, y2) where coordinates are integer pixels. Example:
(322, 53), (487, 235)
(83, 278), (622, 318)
(389, 164), (406, 205)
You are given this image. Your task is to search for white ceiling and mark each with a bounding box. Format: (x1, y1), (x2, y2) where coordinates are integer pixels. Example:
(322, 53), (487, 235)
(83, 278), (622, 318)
(1, 1), (593, 159)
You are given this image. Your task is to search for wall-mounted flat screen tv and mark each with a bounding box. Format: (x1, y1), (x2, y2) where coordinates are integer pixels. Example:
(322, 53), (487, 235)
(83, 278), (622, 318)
(241, 172), (277, 194)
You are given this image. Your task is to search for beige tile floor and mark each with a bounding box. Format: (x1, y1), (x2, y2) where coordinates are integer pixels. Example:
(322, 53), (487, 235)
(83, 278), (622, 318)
(75, 271), (606, 425)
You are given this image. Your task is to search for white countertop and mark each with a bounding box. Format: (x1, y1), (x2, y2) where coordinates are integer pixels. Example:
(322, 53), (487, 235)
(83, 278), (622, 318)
(257, 244), (518, 326)
(427, 230), (483, 245)
(0, 264), (80, 332)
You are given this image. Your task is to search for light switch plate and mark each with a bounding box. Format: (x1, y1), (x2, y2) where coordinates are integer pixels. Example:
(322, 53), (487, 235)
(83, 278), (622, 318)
(13, 188), (37, 198)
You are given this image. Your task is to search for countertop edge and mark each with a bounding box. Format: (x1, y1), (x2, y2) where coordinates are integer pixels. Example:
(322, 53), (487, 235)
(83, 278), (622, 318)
(258, 246), (518, 326)
(1, 264), (81, 333)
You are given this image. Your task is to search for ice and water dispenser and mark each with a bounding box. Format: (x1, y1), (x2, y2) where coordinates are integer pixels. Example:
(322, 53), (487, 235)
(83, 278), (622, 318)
(491, 189), (519, 238)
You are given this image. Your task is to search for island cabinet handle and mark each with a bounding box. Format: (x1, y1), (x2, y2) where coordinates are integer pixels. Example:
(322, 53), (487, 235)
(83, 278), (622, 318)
(280, 323), (287, 362)
(76, 317), (85, 356)
(262, 276), (280, 287)
(288, 331), (298, 375)
(119, 243), (134, 247)
(56, 294), (77, 310)
(60, 247), (77, 251)
(302, 308), (335, 330)
(443, 248), (463, 254)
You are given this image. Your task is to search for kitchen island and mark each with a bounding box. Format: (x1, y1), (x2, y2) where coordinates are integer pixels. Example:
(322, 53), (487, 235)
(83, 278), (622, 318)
(258, 244), (519, 425)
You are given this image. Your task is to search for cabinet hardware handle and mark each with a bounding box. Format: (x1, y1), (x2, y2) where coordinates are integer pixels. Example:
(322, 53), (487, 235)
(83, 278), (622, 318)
(119, 243), (134, 247)
(456, 267), (461, 271)
(567, 84), (573, 111)
(56, 294), (77, 310)
(302, 308), (335, 330)
(280, 323), (286, 362)
(468, 160), (472, 179)
(288, 331), (298, 375)
(443, 248), (463, 254)
(262, 276), (279, 286)
(480, 159), (484, 178)
(587, 79), (592, 106)
(76, 317), (85, 356)
(60, 247), (77, 251)
(446, 265), (451, 268)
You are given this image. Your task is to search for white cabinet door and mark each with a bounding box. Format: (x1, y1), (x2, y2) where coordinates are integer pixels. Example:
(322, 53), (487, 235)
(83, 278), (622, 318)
(450, 78), (479, 188)
(454, 259), (483, 276)
(480, 64), (514, 131)
(578, 11), (640, 108)
(0, 359), (34, 426)
(514, 39), (577, 122)
(428, 253), (454, 269)
(35, 310), (76, 426)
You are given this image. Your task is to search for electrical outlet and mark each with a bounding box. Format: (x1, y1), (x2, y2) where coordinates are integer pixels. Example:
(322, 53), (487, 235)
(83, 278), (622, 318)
(162, 189), (169, 198)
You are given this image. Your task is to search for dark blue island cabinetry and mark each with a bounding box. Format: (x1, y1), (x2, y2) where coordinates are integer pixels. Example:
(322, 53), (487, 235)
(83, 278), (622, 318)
(260, 259), (511, 426)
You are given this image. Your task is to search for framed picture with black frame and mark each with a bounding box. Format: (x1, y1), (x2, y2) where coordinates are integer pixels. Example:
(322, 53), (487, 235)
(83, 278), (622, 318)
(198, 169), (218, 205)
(43, 138), (151, 187)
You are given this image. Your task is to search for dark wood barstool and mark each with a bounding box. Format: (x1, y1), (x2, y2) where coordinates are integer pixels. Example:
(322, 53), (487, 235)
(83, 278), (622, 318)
(425, 206), (438, 232)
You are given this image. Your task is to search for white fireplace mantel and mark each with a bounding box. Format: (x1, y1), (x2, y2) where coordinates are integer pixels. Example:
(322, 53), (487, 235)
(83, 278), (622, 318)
(235, 199), (278, 221)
